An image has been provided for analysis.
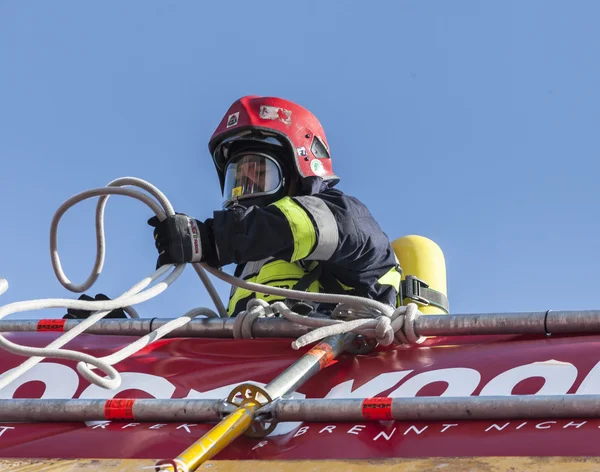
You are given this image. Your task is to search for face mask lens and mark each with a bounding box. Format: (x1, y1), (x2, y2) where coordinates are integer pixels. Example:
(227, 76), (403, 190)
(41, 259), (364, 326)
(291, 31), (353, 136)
(223, 154), (282, 206)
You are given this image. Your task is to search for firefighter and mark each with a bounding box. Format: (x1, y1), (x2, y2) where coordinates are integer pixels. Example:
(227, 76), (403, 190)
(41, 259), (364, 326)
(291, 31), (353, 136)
(148, 96), (402, 316)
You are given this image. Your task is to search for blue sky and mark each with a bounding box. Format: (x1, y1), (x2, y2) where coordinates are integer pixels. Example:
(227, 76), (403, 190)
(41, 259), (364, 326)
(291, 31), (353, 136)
(0, 0), (599, 322)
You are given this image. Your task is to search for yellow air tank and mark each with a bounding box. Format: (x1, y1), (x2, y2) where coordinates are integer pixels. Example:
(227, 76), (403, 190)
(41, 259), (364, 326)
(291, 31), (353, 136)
(391, 235), (449, 315)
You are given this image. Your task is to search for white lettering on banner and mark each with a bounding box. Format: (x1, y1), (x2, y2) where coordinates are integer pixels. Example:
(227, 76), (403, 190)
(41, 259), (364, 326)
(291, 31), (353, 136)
(536, 421), (557, 429)
(185, 384), (242, 399)
(480, 360), (577, 396)
(4, 357), (600, 446)
(347, 425), (366, 435)
(4, 419), (600, 448)
(576, 359), (600, 394)
(0, 426), (14, 437)
(404, 425), (428, 435)
(441, 424), (458, 432)
(0, 362), (78, 399)
(5, 358), (600, 404)
(326, 371), (412, 399)
(485, 422), (511, 432)
(92, 422), (110, 429)
(373, 427), (396, 441)
(176, 424), (197, 433)
(80, 372), (176, 400)
(122, 423), (139, 429)
(564, 421), (587, 429)
(293, 426), (309, 438)
(319, 425), (336, 434)
(390, 368), (480, 397)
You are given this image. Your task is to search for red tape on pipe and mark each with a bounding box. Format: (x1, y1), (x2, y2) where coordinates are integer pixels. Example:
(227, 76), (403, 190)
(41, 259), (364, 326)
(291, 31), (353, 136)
(362, 397), (393, 420)
(104, 399), (136, 420)
(36, 319), (66, 332)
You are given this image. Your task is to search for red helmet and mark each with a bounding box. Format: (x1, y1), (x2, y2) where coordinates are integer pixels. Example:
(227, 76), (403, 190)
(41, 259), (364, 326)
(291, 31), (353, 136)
(209, 96), (339, 205)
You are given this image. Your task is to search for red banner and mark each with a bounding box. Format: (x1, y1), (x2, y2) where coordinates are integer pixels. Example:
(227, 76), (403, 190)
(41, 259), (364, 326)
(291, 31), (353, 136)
(0, 332), (599, 460)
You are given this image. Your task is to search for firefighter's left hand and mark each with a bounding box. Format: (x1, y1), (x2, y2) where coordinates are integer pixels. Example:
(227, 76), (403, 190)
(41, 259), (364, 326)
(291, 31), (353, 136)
(147, 214), (204, 268)
(63, 294), (127, 319)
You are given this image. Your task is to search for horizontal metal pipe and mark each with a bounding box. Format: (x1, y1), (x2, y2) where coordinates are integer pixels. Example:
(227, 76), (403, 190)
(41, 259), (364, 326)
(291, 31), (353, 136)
(415, 312), (547, 336)
(0, 399), (224, 422)
(0, 318), (312, 338)
(4, 395), (600, 423)
(546, 310), (600, 334)
(271, 395), (600, 421)
(4, 310), (600, 339)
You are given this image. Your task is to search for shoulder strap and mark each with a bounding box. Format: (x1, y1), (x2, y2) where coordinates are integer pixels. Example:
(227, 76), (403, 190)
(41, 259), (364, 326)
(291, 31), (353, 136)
(292, 262), (324, 292)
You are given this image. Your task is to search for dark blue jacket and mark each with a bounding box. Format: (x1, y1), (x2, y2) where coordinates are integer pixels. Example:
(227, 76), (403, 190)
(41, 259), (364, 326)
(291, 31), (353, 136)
(201, 180), (400, 316)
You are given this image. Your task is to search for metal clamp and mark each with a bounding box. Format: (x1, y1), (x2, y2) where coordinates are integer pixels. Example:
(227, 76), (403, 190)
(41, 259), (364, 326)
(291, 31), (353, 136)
(226, 383), (277, 438)
(403, 275), (430, 306)
(346, 335), (378, 354)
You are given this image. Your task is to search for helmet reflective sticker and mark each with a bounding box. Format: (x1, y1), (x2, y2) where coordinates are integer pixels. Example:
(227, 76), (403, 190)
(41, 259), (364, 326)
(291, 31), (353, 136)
(226, 112), (239, 128)
(259, 105), (292, 125)
(223, 154), (283, 207)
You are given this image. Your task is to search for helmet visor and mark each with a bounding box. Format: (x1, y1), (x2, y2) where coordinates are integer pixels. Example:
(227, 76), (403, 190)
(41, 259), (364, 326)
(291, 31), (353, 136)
(223, 153), (283, 206)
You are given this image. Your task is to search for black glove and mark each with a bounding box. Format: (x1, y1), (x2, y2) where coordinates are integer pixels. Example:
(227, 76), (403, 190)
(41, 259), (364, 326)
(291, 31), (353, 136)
(147, 214), (204, 268)
(63, 293), (127, 319)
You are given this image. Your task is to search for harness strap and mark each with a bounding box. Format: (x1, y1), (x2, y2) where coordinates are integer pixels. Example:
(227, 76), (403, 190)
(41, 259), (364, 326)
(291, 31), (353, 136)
(401, 275), (449, 313)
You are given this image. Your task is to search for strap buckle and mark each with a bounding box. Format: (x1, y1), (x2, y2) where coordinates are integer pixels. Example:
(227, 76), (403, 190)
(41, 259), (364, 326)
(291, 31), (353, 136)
(403, 275), (430, 307)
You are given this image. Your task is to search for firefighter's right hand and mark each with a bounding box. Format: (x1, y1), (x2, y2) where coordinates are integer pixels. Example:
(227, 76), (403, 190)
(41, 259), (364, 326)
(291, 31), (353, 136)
(147, 214), (204, 268)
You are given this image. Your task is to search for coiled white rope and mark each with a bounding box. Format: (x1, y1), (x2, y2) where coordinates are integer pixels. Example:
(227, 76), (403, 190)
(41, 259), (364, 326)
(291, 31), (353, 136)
(0, 177), (224, 390)
(0, 264), (183, 389)
(0, 176), (423, 392)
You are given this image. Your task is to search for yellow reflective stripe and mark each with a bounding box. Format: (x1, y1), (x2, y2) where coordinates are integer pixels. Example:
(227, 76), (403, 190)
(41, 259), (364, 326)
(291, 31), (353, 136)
(257, 260), (306, 282)
(228, 282), (255, 315)
(272, 197), (316, 262)
(228, 279), (321, 314)
(378, 266), (401, 290)
(258, 279), (320, 302)
(227, 260), (320, 315)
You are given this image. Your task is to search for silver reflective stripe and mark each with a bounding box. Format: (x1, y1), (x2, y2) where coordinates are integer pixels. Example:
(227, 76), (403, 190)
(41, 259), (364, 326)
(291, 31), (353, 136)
(293, 196), (339, 261)
(240, 257), (272, 280)
(229, 257), (272, 299)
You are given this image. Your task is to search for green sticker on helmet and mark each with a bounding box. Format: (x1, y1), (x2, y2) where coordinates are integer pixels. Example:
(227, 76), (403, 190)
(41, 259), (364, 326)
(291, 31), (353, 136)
(310, 159), (325, 176)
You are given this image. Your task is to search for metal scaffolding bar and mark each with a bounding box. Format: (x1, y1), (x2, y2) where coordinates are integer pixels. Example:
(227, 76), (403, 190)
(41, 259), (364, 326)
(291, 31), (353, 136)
(0, 318), (313, 338)
(269, 395), (600, 421)
(0, 399), (224, 422)
(3, 395), (600, 423)
(415, 312), (547, 336)
(4, 309), (600, 339)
